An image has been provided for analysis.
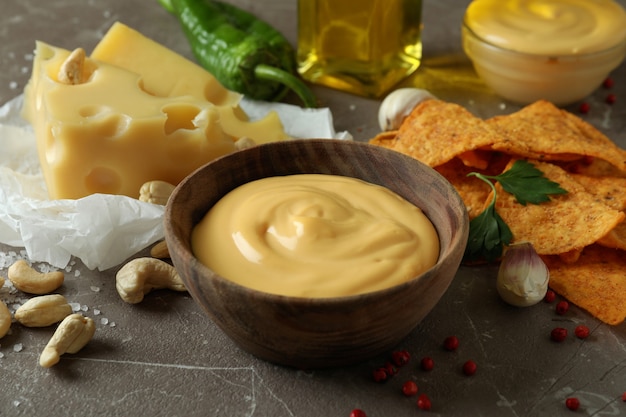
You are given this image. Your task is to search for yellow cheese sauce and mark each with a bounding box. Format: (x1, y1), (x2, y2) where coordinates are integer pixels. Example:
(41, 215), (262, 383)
(191, 174), (439, 298)
(465, 0), (626, 55)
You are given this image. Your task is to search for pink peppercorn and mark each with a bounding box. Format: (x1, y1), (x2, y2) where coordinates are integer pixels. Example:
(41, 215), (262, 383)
(402, 381), (419, 397)
(606, 93), (617, 104)
(556, 300), (569, 315)
(579, 102), (591, 114)
(420, 356), (434, 371)
(574, 325), (590, 339)
(544, 289), (556, 303)
(417, 393), (432, 410)
(463, 360), (477, 376)
(551, 327), (568, 342)
(565, 397), (580, 411)
(603, 77), (614, 88)
(443, 336), (459, 351)
(372, 367), (388, 383)
(622, 392), (626, 402)
(392, 349), (411, 367)
(350, 409), (367, 417)
(384, 361), (399, 377)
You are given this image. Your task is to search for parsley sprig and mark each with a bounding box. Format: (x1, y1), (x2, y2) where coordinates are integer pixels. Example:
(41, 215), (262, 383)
(464, 160), (568, 263)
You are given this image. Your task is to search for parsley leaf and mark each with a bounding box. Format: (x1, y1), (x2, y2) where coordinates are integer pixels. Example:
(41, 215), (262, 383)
(465, 181), (513, 263)
(463, 160), (568, 262)
(478, 160), (568, 205)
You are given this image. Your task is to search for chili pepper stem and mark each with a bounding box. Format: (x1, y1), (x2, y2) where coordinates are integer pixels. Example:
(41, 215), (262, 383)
(255, 64), (317, 108)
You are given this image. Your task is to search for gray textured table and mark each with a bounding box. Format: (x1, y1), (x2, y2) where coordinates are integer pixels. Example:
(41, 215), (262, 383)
(1, 1), (625, 416)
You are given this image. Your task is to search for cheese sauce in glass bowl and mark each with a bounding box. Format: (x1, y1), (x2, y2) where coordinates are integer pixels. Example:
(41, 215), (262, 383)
(462, 0), (626, 105)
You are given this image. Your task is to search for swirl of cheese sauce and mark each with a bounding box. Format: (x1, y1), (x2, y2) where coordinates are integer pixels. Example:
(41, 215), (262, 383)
(191, 174), (440, 298)
(465, 0), (626, 55)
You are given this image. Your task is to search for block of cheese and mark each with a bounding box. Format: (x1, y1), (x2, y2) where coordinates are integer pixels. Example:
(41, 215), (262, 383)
(22, 22), (294, 200)
(91, 22), (289, 145)
(91, 22), (240, 107)
(22, 42), (238, 199)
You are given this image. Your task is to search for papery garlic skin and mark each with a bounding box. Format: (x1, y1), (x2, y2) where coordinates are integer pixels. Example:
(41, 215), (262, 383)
(378, 88), (436, 131)
(496, 242), (549, 307)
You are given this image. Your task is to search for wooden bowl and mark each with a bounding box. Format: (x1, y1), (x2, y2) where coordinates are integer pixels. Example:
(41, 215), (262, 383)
(164, 139), (469, 368)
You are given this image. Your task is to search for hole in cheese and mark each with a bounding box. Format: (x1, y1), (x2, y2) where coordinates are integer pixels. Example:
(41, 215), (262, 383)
(162, 104), (201, 134)
(79, 105), (109, 118)
(85, 167), (122, 195)
(94, 113), (132, 138)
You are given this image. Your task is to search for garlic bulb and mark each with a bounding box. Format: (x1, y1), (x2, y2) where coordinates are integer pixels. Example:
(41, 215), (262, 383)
(378, 88), (436, 131)
(496, 242), (549, 307)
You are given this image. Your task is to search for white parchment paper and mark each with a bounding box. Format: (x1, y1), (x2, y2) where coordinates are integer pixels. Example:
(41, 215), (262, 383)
(0, 95), (350, 270)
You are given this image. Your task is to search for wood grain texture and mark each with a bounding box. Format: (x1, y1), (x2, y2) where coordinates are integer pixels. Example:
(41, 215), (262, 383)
(165, 139), (469, 368)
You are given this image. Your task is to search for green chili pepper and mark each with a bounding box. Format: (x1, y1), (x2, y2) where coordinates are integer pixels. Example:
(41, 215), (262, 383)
(159, 0), (317, 108)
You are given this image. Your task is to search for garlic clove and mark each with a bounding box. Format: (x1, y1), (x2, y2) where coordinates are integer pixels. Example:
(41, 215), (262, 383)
(496, 242), (549, 307)
(378, 88), (436, 131)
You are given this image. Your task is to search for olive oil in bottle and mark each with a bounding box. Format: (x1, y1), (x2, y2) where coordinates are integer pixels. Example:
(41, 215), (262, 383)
(297, 0), (423, 98)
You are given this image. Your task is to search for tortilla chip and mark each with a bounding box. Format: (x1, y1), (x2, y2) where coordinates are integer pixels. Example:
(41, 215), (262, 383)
(570, 174), (626, 211)
(369, 130), (397, 149)
(493, 160), (625, 255)
(487, 100), (626, 171)
(370, 99), (503, 168)
(542, 245), (626, 325)
(558, 157), (626, 178)
(457, 149), (492, 170)
(370, 98), (626, 325)
(597, 221), (626, 251)
(568, 174), (626, 250)
(557, 249), (582, 264)
(434, 157), (492, 219)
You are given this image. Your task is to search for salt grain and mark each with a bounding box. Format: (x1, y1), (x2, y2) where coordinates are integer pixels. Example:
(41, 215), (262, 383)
(38, 263), (55, 274)
(90, 286), (100, 293)
(93, 309), (101, 315)
(13, 343), (23, 352)
(100, 318), (109, 325)
(70, 302), (81, 312)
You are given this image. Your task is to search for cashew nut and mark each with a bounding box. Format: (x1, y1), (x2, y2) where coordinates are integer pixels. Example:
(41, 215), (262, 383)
(58, 48), (87, 85)
(15, 294), (72, 327)
(0, 300), (11, 339)
(139, 180), (176, 205)
(150, 240), (170, 259)
(8, 260), (64, 295)
(115, 257), (187, 304)
(39, 313), (95, 368)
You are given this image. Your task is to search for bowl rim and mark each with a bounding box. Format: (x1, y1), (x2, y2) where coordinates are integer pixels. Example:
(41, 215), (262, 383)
(164, 138), (469, 306)
(462, 19), (626, 60)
